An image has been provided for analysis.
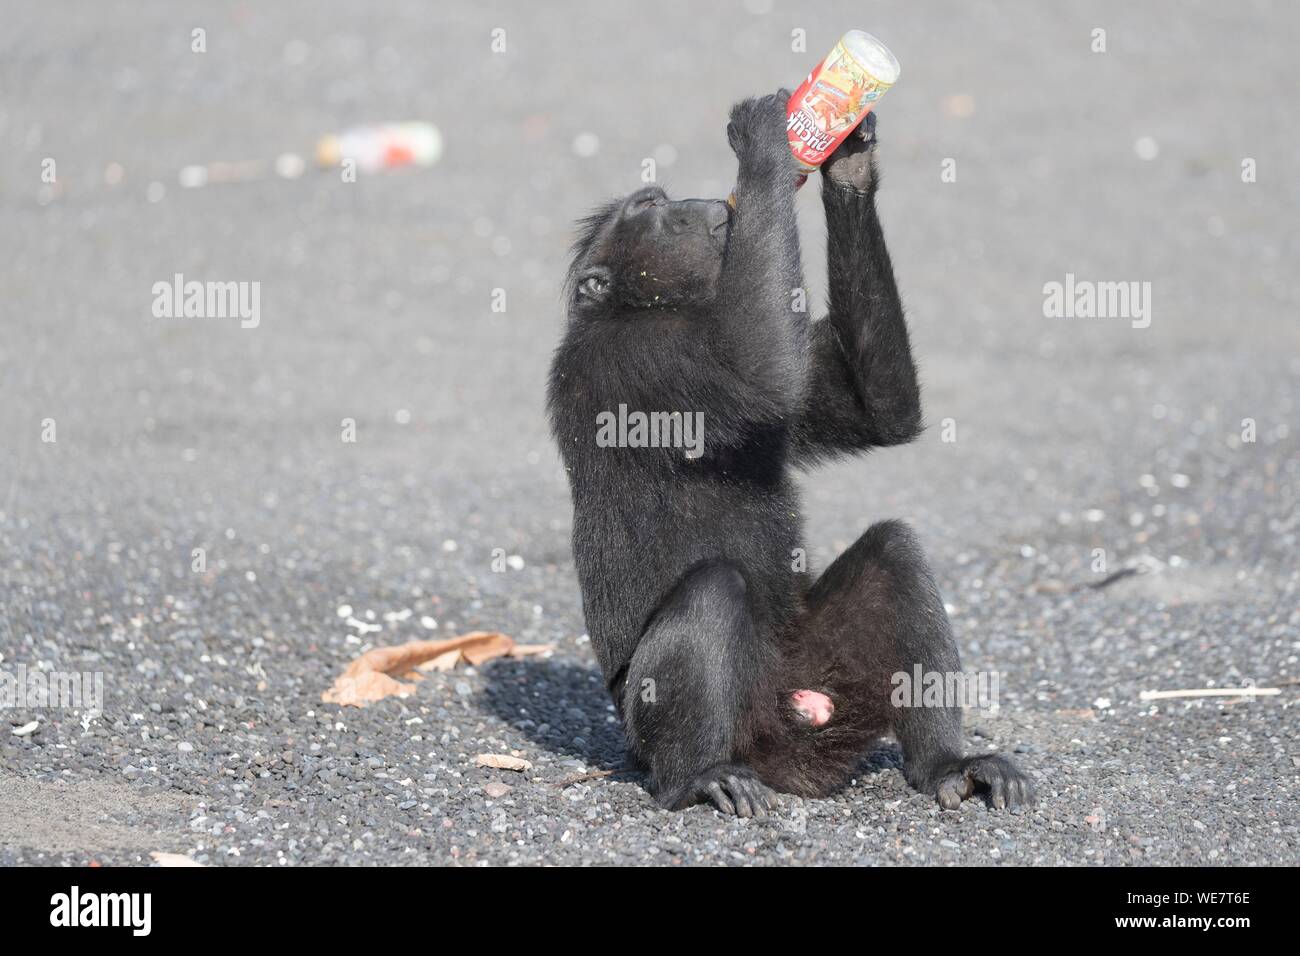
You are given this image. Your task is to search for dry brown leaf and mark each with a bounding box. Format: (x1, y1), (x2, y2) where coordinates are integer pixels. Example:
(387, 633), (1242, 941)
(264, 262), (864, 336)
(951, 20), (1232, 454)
(509, 642), (556, 658)
(461, 632), (516, 666)
(1055, 708), (1096, 720)
(555, 768), (618, 788)
(475, 753), (533, 772)
(150, 851), (204, 867)
(418, 648), (464, 672)
(324, 669), (417, 706)
(322, 632), (514, 706)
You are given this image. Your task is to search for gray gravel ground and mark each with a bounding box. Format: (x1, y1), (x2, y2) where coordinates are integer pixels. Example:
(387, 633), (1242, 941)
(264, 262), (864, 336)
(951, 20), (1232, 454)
(1, 1), (1296, 866)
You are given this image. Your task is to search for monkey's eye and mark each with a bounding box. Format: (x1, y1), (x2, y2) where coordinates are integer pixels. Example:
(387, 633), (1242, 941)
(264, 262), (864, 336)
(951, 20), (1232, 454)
(578, 274), (609, 299)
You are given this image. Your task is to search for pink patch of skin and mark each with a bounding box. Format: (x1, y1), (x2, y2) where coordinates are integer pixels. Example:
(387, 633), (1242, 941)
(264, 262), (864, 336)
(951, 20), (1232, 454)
(790, 689), (834, 727)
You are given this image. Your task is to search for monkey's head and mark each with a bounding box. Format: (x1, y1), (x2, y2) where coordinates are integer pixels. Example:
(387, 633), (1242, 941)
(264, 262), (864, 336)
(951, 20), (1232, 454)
(567, 186), (732, 317)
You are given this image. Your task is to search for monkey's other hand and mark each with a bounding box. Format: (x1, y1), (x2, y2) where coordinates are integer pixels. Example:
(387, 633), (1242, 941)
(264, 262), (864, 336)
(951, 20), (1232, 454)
(667, 763), (779, 818)
(822, 111), (879, 195)
(933, 754), (1036, 811)
(727, 90), (797, 176)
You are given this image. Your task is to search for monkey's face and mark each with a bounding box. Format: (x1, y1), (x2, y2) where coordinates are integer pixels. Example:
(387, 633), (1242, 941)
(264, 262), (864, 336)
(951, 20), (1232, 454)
(572, 186), (731, 315)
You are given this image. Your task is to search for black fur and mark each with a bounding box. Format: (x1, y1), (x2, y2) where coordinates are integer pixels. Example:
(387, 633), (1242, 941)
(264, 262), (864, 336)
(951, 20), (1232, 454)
(547, 94), (1034, 815)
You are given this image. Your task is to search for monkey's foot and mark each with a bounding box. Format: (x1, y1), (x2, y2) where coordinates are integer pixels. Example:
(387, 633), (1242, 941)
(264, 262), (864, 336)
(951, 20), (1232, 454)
(929, 754), (1036, 811)
(789, 689), (834, 726)
(668, 763), (779, 818)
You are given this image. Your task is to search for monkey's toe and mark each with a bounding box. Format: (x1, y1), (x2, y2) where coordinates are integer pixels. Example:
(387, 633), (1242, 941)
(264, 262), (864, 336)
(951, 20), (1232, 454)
(681, 764), (779, 818)
(720, 773), (778, 818)
(933, 754), (1036, 811)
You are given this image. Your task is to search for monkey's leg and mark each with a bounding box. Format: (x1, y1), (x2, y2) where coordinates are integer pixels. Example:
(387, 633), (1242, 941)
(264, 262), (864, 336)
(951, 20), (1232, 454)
(776, 520), (1035, 808)
(621, 561), (780, 817)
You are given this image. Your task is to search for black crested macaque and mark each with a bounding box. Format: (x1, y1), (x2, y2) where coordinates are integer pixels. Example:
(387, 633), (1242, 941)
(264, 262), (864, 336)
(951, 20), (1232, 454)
(547, 92), (1034, 816)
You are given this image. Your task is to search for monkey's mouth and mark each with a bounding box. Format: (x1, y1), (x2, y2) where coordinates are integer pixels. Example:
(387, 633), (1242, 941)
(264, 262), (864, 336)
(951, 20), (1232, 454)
(709, 204), (733, 249)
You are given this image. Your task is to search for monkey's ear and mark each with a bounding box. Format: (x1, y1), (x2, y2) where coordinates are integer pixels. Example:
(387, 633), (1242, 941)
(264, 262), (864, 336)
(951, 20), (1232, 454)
(576, 267), (613, 307)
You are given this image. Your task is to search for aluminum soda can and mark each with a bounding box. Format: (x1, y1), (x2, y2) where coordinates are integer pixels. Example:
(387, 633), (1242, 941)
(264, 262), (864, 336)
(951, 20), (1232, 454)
(786, 31), (900, 174)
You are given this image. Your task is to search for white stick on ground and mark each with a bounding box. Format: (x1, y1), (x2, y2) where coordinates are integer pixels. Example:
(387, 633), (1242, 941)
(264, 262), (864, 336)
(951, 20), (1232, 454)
(1139, 687), (1281, 701)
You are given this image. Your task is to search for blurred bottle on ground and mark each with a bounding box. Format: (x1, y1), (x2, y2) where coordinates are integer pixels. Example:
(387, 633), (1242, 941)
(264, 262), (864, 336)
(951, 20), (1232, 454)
(315, 122), (443, 173)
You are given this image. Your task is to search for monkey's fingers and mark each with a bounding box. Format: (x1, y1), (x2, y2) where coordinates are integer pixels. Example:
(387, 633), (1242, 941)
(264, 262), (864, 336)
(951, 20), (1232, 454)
(936, 771), (974, 810)
(733, 773), (778, 818)
(988, 773), (1009, 810)
(1007, 774), (1035, 807)
(706, 780), (736, 815)
(730, 782), (755, 818)
(854, 111), (878, 145)
(935, 755), (1036, 810)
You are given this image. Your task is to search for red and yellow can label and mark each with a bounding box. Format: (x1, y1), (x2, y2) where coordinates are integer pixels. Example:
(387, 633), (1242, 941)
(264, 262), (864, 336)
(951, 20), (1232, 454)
(786, 35), (896, 173)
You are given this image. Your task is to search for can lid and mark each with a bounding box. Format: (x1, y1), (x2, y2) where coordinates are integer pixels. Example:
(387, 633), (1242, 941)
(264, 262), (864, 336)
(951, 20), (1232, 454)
(841, 31), (900, 84)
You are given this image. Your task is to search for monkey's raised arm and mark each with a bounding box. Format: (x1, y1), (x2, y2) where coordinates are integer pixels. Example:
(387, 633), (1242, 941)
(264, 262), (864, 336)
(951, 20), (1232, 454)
(793, 115), (922, 459)
(710, 92), (809, 420)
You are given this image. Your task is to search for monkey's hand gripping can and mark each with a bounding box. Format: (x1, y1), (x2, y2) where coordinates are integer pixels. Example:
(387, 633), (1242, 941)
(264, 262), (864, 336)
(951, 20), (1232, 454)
(786, 31), (900, 174)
